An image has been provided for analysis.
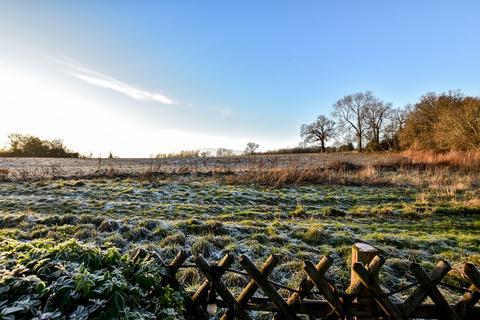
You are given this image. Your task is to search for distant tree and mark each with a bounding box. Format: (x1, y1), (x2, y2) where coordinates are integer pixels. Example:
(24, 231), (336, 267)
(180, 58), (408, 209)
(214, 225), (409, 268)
(155, 150), (200, 158)
(1, 134), (79, 158)
(244, 142), (259, 155)
(300, 115), (335, 153)
(338, 142), (354, 152)
(332, 92), (378, 151)
(399, 91), (464, 149)
(216, 148), (234, 157)
(297, 141), (309, 149)
(383, 105), (411, 150)
(364, 100), (392, 149)
(433, 97), (480, 150)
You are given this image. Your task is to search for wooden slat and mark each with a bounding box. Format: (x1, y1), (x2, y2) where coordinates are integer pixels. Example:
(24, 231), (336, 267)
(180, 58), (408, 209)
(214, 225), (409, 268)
(238, 254), (300, 320)
(274, 256), (333, 320)
(168, 250), (188, 274)
(219, 298), (480, 319)
(465, 263), (480, 291)
(152, 250), (209, 320)
(346, 255), (385, 296)
(221, 255), (278, 320)
(402, 260), (451, 317)
(351, 243), (379, 285)
(303, 260), (345, 318)
(155, 250), (480, 320)
(410, 263), (460, 320)
(352, 262), (404, 320)
(455, 263), (480, 317)
(195, 254), (252, 320)
(286, 256), (333, 305)
(193, 253), (234, 303)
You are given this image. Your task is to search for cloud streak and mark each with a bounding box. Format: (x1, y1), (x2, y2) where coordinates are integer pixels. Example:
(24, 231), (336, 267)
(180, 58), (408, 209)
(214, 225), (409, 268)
(57, 57), (174, 105)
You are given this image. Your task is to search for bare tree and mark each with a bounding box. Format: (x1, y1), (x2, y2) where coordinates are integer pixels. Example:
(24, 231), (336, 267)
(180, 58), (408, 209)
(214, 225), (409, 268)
(364, 100), (393, 147)
(300, 115), (335, 153)
(244, 142), (259, 155)
(332, 91), (376, 151)
(390, 105), (411, 132)
(383, 105), (412, 150)
(216, 148), (234, 157)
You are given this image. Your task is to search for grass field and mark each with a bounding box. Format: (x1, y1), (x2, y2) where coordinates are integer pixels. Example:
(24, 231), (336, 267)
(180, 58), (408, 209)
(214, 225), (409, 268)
(0, 154), (480, 318)
(0, 153), (402, 180)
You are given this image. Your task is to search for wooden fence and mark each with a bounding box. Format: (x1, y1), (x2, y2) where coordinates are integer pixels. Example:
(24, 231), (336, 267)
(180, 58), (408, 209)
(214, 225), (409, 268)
(146, 242), (480, 319)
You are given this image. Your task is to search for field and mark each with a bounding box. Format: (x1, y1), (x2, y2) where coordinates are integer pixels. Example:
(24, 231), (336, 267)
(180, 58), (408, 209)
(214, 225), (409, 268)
(0, 153), (402, 180)
(1, 153), (479, 318)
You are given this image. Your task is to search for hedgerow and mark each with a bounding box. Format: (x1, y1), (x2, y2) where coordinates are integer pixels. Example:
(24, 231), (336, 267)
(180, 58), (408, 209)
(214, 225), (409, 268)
(0, 238), (185, 320)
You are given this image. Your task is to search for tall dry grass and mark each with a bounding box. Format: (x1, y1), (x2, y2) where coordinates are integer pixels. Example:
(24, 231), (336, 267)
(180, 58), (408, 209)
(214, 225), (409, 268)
(401, 149), (480, 170)
(1, 152), (478, 194)
(224, 160), (397, 187)
(223, 157), (479, 193)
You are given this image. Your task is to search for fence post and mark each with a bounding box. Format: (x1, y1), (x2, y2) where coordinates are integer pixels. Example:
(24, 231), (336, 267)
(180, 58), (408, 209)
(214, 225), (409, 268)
(351, 243), (379, 318)
(351, 243), (379, 285)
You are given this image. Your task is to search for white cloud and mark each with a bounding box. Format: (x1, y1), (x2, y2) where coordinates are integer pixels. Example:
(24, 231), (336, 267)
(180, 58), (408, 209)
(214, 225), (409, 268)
(0, 63), (252, 156)
(56, 57), (175, 105)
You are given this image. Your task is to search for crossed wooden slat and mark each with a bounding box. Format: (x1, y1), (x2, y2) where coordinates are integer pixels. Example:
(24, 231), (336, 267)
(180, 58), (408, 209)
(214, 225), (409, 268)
(302, 260), (345, 318)
(352, 262), (404, 320)
(239, 254), (300, 320)
(222, 254), (278, 320)
(152, 250), (209, 320)
(192, 253), (234, 304)
(277, 255), (333, 319)
(454, 263), (480, 318)
(401, 260), (451, 317)
(409, 262), (460, 320)
(194, 254), (252, 320)
(158, 250), (480, 320)
(345, 255), (385, 298)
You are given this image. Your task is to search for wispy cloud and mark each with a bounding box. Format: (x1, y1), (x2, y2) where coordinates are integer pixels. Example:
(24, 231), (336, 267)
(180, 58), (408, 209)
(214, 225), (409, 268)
(56, 57), (174, 105)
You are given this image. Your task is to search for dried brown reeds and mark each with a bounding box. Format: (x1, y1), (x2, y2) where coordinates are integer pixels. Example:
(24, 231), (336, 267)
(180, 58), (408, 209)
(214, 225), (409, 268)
(1, 152), (478, 192)
(224, 160), (384, 187)
(402, 149), (480, 170)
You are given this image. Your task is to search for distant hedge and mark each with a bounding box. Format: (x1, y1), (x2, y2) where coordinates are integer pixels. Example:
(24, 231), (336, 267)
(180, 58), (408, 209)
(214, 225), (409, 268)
(0, 134), (80, 158)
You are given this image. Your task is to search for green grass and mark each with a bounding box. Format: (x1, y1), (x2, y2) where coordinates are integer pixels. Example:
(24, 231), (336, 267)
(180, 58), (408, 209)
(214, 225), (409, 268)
(0, 177), (479, 305)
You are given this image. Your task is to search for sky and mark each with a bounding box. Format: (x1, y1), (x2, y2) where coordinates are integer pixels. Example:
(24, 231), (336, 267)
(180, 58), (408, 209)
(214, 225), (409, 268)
(1, 1), (480, 157)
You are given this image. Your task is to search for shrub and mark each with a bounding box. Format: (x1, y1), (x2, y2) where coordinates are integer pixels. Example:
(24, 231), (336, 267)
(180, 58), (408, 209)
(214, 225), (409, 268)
(289, 202), (307, 218)
(0, 238), (185, 319)
(190, 237), (215, 257)
(0, 133), (80, 158)
(294, 226), (326, 246)
(322, 207), (346, 217)
(400, 91), (480, 151)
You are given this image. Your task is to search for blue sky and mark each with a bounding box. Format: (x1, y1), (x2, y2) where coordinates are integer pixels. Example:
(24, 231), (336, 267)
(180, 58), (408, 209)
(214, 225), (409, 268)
(1, 1), (479, 156)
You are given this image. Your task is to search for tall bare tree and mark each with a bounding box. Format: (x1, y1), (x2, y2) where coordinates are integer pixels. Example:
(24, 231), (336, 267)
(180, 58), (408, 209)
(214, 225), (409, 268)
(364, 100), (392, 146)
(332, 91), (376, 151)
(300, 115), (335, 152)
(383, 105), (411, 150)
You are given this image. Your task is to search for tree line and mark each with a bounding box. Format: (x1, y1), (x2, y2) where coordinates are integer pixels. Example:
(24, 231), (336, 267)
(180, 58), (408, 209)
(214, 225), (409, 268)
(0, 134), (80, 158)
(301, 90), (480, 152)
